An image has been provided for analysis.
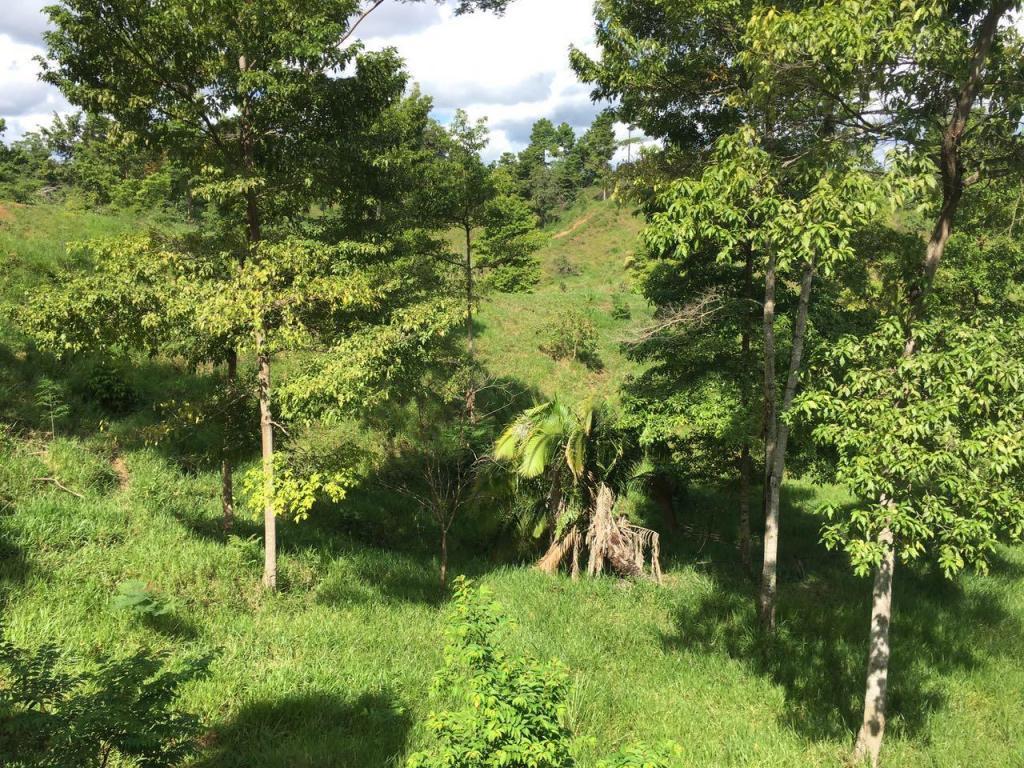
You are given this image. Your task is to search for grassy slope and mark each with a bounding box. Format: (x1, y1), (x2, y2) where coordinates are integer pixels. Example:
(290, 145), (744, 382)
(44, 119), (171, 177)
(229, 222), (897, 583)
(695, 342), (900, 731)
(0, 200), (1022, 767)
(476, 191), (649, 402)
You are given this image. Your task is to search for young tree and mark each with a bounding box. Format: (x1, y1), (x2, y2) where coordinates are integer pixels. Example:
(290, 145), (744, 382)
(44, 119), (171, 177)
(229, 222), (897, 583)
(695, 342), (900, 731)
(747, 0), (1024, 759)
(423, 112), (542, 417)
(41, 0), (514, 588)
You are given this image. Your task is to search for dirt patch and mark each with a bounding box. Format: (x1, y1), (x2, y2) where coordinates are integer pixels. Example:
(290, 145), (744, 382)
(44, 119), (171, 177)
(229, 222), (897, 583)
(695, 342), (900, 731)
(112, 456), (131, 490)
(552, 213), (594, 240)
(0, 203), (13, 223)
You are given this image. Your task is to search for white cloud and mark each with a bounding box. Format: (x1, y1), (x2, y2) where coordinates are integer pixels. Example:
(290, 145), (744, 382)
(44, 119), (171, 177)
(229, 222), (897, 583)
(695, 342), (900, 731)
(362, 0), (602, 159)
(0, 33), (69, 139)
(0, 0), (605, 157)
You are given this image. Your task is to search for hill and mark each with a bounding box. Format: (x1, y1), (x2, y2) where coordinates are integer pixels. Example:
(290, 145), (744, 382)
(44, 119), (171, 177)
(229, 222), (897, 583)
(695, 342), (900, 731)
(0, 198), (1022, 767)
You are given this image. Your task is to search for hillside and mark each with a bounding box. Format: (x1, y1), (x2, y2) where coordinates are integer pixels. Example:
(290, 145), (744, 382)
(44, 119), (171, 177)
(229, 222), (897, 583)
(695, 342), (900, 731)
(0, 198), (1022, 767)
(476, 191), (649, 402)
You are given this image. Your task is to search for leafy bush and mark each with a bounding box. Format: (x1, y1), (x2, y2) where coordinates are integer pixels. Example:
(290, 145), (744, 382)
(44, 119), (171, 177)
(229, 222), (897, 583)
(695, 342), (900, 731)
(553, 253), (581, 277)
(540, 309), (600, 368)
(75, 357), (136, 413)
(0, 632), (210, 767)
(407, 577), (574, 768)
(409, 578), (680, 768)
(610, 292), (631, 320)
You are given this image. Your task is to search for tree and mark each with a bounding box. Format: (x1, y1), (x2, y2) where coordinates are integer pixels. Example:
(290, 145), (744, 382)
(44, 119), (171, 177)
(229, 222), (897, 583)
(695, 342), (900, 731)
(40, 0), (513, 589)
(494, 399), (662, 580)
(576, 110), (617, 198)
(642, 125), (892, 625)
(424, 112), (542, 417)
(794, 318), (1024, 763)
(747, 0), (1024, 759)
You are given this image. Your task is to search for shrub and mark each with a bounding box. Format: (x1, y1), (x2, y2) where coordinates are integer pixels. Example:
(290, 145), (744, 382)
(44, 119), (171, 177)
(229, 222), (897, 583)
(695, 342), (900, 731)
(407, 577), (574, 768)
(610, 292), (631, 320)
(540, 309), (600, 368)
(0, 632), (210, 768)
(553, 254), (582, 277)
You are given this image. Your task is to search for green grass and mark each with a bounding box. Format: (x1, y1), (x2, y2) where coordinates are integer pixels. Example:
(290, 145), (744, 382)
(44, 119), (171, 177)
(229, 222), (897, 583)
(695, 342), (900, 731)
(1, 197), (1022, 767)
(476, 190), (649, 403)
(1, 437), (1022, 767)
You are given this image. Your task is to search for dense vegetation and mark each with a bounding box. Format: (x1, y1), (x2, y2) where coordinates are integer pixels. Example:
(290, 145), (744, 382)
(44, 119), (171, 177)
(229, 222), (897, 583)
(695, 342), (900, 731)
(1, 0), (1023, 766)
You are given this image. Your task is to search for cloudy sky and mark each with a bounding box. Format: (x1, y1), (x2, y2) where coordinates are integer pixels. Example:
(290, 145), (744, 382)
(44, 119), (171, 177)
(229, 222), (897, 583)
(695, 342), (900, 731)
(0, 0), (624, 161)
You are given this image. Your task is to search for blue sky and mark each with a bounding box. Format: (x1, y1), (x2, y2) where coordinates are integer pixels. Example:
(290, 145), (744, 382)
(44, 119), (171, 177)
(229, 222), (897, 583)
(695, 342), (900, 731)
(0, 0), (634, 161)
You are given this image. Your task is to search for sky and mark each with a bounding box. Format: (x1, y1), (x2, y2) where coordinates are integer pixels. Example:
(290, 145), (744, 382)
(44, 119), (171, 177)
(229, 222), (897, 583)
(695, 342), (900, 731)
(0, 0), (632, 161)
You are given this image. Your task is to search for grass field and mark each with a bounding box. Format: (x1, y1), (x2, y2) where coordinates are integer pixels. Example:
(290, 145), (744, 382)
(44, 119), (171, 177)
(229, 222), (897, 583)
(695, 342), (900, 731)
(0, 198), (1022, 767)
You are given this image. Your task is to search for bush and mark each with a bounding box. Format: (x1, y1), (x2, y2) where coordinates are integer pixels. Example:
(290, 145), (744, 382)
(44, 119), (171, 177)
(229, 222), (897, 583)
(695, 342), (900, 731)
(0, 633), (210, 768)
(540, 309), (600, 368)
(553, 253), (581, 277)
(408, 578), (680, 768)
(407, 577), (574, 768)
(610, 292), (631, 320)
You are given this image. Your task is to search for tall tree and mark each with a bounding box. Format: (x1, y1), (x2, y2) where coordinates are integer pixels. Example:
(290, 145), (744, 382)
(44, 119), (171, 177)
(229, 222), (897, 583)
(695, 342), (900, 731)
(41, 0), (513, 588)
(747, 0), (1023, 760)
(423, 112), (542, 417)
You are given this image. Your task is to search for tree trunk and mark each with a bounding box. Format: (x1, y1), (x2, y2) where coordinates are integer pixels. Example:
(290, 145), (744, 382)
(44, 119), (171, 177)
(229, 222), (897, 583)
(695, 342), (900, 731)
(439, 528), (448, 589)
(760, 261), (814, 630)
(738, 244), (755, 570)
(650, 470), (678, 531)
(221, 349), (237, 532)
(464, 224), (476, 420)
(256, 334), (277, 590)
(738, 443), (752, 572)
(853, 526), (895, 767)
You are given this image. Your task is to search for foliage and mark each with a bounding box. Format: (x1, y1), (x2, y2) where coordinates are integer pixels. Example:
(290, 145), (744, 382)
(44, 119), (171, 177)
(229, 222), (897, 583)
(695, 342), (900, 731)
(112, 579), (172, 618)
(595, 743), (683, 768)
(34, 377), (71, 437)
(793, 316), (1024, 577)
(610, 292), (632, 320)
(478, 194), (544, 293)
(406, 577), (574, 768)
(0, 633), (210, 768)
(540, 309), (599, 367)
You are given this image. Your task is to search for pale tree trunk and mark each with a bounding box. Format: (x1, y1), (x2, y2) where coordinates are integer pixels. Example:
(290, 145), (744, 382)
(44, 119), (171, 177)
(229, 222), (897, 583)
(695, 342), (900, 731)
(853, 526), (895, 767)
(852, 4), (1009, 758)
(760, 261), (814, 630)
(256, 333), (277, 590)
(221, 349), (237, 532)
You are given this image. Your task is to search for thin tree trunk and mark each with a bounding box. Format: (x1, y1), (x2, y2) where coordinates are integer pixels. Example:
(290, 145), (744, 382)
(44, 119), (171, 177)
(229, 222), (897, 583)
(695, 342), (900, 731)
(738, 244), (755, 570)
(853, 526), (895, 767)
(440, 528), (448, 589)
(852, 5), (1009, 758)
(221, 349), (237, 532)
(257, 333), (276, 590)
(738, 443), (752, 571)
(464, 224), (476, 420)
(760, 261), (814, 630)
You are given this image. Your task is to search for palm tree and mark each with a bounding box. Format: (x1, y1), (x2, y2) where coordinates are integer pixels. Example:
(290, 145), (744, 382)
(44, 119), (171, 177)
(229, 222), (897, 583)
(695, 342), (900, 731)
(494, 398), (661, 581)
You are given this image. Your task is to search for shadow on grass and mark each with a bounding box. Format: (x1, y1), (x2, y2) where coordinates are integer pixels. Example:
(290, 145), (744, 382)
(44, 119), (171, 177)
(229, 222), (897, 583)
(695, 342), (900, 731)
(195, 691), (410, 768)
(0, 521), (28, 592)
(659, 484), (1024, 744)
